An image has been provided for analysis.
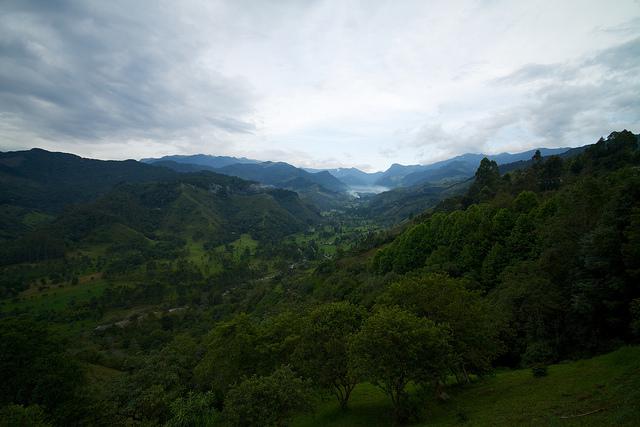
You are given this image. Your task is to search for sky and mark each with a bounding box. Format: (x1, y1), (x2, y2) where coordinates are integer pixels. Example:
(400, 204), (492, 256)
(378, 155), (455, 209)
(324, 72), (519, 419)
(1, 0), (639, 172)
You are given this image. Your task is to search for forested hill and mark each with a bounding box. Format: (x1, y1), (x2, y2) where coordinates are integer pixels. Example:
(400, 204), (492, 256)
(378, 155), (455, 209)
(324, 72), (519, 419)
(369, 130), (640, 361)
(215, 162), (348, 193)
(145, 157), (348, 194)
(0, 148), (177, 212)
(1, 170), (321, 267)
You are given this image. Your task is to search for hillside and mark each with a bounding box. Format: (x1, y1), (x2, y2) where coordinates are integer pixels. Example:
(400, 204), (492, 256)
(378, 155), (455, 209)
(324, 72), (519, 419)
(217, 162), (348, 193)
(351, 179), (472, 225)
(293, 346), (640, 426)
(0, 131), (638, 427)
(0, 148), (176, 213)
(145, 155), (348, 194)
(312, 168), (384, 187)
(1, 171), (321, 267)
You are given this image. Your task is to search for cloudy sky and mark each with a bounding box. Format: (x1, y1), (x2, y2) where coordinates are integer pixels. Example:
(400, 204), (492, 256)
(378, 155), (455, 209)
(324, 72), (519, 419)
(1, 0), (639, 171)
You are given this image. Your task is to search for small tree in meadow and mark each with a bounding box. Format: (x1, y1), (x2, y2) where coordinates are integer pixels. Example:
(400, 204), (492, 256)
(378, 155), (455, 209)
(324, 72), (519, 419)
(223, 366), (313, 427)
(349, 307), (452, 424)
(295, 302), (364, 409)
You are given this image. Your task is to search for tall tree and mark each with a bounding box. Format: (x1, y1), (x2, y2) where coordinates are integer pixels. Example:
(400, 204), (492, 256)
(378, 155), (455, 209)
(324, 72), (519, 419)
(295, 302), (364, 409)
(379, 273), (502, 381)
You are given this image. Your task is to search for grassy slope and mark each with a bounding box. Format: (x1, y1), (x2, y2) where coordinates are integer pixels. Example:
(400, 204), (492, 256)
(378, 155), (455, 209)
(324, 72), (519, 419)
(288, 223), (380, 257)
(294, 346), (640, 426)
(1, 278), (108, 312)
(186, 233), (259, 270)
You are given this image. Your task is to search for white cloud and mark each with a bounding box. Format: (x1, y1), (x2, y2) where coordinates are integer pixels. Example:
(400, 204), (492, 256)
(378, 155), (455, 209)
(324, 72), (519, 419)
(0, 0), (639, 170)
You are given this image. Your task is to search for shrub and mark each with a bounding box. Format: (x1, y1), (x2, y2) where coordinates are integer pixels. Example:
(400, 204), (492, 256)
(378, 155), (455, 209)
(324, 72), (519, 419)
(531, 364), (548, 377)
(223, 366), (313, 427)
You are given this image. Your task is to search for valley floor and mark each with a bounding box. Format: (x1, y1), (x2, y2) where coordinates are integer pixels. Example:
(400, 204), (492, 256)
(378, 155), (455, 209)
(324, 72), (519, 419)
(293, 346), (640, 426)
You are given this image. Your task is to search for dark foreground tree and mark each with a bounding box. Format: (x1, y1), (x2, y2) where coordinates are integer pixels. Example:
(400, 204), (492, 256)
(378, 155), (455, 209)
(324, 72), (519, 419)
(0, 404), (51, 427)
(379, 273), (502, 381)
(0, 319), (84, 424)
(166, 391), (220, 427)
(194, 314), (260, 398)
(223, 366), (313, 427)
(350, 307), (452, 424)
(295, 302), (364, 409)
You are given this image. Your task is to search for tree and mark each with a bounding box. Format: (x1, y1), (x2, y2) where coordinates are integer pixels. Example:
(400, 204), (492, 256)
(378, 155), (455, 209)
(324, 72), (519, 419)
(378, 273), (502, 382)
(532, 149), (542, 163)
(109, 343), (193, 425)
(256, 311), (303, 373)
(194, 314), (260, 398)
(0, 404), (51, 427)
(222, 366), (313, 427)
(631, 298), (640, 338)
(540, 156), (564, 190)
(166, 392), (220, 427)
(493, 261), (564, 363)
(349, 307), (452, 423)
(295, 302), (364, 409)
(623, 207), (640, 280)
(0, 319), (84, 424)
(469, 157), (500, 200)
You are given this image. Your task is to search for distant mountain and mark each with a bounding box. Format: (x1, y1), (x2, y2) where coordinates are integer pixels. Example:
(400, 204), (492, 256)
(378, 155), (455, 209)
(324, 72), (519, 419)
(375, 148), (571, 188)
(145, 155), (348, 195)
(307, 148), (572, 190)
(145, 147), (572, 193)
(142, 154), (259, 169)
(147, 160), (218, 174)
(216, 162), (348, 193)
(351, 148), (572, 225)
(309, 168), (384, 187)
(373, 164), (426, 188)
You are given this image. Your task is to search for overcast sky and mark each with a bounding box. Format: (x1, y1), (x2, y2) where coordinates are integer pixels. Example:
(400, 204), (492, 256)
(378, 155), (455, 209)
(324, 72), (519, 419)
(1, 0), (639, 171)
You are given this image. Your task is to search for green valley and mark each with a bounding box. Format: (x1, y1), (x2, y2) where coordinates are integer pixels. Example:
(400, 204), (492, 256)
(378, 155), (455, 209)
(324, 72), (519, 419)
(1, 131), (639, 427)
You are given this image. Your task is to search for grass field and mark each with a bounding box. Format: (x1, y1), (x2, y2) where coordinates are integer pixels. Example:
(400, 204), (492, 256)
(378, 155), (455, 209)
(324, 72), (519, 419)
(186, 237), (211, 267)
(289, 223), (380, 257)
(187, 233), (259, 273)
(293, 346), (640, 426)
(0, 278), (108, 313)
(227, 233), (258, 260)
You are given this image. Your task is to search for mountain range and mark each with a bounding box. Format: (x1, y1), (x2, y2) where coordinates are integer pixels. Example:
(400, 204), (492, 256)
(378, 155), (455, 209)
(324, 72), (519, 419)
(364, 148), (572, 188)
(143, 156), (347, 194)
(0, 149), (320, 243)
(144, 147), (572, 195)
(0, 145), (578, 239)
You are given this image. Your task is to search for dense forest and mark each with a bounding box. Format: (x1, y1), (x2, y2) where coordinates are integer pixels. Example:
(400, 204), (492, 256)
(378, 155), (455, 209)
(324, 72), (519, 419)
(1, 130), (639, 426)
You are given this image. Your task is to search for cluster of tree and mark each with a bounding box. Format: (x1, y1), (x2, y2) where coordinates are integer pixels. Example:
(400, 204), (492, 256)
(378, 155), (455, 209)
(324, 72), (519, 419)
(7, 274), (495, 426)
(373, 130), (640, 364)
(0, 319), (86, 425)
(185, 275), (499, 425)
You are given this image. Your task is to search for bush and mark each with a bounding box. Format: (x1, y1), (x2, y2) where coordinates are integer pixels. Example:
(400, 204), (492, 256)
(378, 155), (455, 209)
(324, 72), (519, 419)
(223, 366), (313, 427)
(522, 342), (555, 368)
(166, 392), (219, 427)
(631, 298), (640, 338)
(0, 404), (50, 427)
(531, 364), (548, 377)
